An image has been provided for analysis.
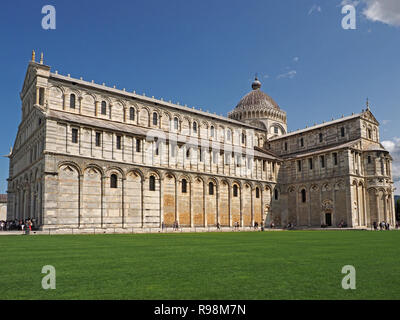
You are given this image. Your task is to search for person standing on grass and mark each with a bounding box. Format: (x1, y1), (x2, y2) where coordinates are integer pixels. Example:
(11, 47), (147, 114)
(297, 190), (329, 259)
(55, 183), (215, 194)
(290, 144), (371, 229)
(216, 222), (220, 230)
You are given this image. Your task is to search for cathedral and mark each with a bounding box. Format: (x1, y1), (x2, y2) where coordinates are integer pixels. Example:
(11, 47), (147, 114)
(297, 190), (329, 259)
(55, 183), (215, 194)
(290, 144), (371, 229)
(6, 53), (396, 230)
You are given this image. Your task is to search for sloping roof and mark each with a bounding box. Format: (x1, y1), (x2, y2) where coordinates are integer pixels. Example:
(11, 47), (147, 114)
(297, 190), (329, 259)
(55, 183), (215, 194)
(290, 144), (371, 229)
(47, 109), (149, 136)
(49, 73), (262, 131)
(46, 109), (280, 160)
(270, 113), (362, 141)
(283, 139), (362, 159)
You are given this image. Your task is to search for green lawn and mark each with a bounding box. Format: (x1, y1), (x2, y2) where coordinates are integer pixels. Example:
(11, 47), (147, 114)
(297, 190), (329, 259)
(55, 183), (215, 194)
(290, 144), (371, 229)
(0, 231), (399, 300)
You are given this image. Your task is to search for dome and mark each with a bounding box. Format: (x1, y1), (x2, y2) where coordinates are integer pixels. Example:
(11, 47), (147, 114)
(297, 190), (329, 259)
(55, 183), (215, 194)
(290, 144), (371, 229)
(235, 77), (280, 111)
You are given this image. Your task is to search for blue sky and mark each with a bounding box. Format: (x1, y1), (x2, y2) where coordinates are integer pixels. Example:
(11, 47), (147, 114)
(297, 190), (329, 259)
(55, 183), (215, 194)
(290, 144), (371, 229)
(0, 0), (399, 193)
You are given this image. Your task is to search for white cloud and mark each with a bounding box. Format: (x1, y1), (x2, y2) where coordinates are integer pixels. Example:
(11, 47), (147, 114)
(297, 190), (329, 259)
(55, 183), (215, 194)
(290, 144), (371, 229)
(339, 0), (400, 26)
(363, 0), (400, 26)
(382, 120), (391, 125)
(277, 70), (297, 79)
(308, 5), (322, 15)
(293, 57), (299, 62)
(382, 138), (400, 191)
(263, 74), (269, 79)
(340, 0), (360, 6)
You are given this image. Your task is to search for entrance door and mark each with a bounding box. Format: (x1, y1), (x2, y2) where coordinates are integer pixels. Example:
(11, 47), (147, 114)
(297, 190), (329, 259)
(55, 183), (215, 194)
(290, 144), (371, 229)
(325, 213), (332, 226)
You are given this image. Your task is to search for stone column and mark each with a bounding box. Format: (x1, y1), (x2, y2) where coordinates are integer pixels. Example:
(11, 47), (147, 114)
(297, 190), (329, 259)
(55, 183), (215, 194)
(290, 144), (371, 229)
(121, 177), (125, 228)
(229, 183), (232, 227)
(95, 101), (99, 116)
(251, 187), (254, 227)
(203, 180), (207, 227)
(78, 174), (83, 228)
(240, 184), (243, 227)
(376, 192), (381, 223)
(190, 180), (194, 228)
(101, 175), (105, 228)
(79, 97), (83, 114)
(62, 93), (67, 110)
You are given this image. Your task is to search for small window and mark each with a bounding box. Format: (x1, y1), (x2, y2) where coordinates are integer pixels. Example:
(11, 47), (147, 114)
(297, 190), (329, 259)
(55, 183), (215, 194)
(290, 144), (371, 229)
(341, 127), (345, 137)
(70, 94), (76, 109)
(213, 151), (217, 164)
(95, 132), (101, 147)
(71, 128), (78, 143)
(153, 112), (158, 126)
(256, 187), (260, 199)
(368, 156), (372, 164)
(116, 135), (122, 150)
(284, 142), (288, 151)
(320, 155), (325, 168)
(193, 121), (197, 134)
(174, 117), (179, 130)
(333, 153), (338, 166)
(186, 148), (190, 159)
(225, 152), (231, 165)
(210, 126), (215, 137)
(274, 127), (279, 134)
(242, 133), (246, 144)
(129, 107), (135, 121)
(301, 189), (306, 203)
(171, 144), (176, 157)
(136, 139), (141, 152)
(182, 179), (187, 193)
(101, 101), (107, 115)
(149, 176), (156, 191)
(319, 133), (323, 143)
(309, 158), (313, 170)
(209, 182), (214, 195)
(233, 185), (238, 197)
(368, 129), (372, 139)
(227, 129), (231, 141)
(297, 160), (302, 172)
(199, 148), (203, 162)
(39, 88), (45, 106)
(110, 174), (118, 188)
(300, 138), (304, 147)
(274, 189), (279, 200)
(155, 142), (159, 155)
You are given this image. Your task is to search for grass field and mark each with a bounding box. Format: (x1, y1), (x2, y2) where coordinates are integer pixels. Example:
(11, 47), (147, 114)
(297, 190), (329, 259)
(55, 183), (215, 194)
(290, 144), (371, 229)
(0, 230), (399, 300)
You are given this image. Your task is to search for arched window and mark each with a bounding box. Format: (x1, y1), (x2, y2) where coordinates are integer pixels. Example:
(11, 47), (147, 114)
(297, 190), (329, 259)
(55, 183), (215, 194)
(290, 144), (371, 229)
(210, 126), (215, 137)
(319, 133), (323, 143)
(110, 174), (118, 188)
(182, 179), (187, 193)
(101, 101), (107, 115)
(149, 176), (156, 191)
(209, 182), (214, 195)
(233, 185), (238, 197)
(174, 117), (179, 130)
(301, 189), (306, 203)
(129, 107), (135, 121)
(153, 112), (158, 126)
(274, 189), (279, 200)
(256, 187), (260, 199)
(70, 94), (76, 109)
(193, 121), (197, 134)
